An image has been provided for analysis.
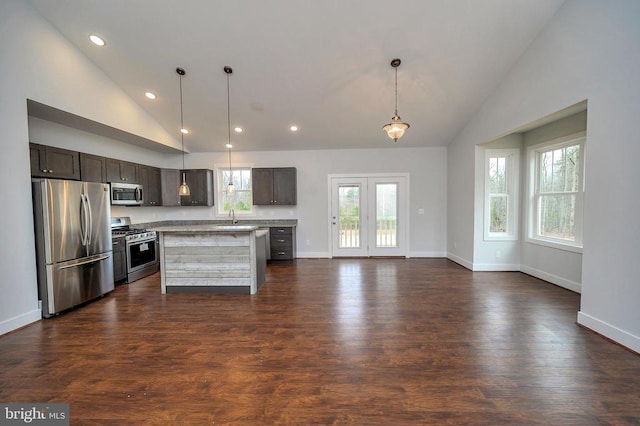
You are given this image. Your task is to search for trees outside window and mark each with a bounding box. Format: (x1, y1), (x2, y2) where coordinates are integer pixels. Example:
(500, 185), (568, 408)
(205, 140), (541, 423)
(217, 167), (253, 215)
(528, 134), (585, 249)
(484, 149), (519, 240)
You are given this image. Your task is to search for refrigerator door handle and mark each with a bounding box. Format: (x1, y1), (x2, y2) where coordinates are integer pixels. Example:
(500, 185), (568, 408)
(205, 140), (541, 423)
(80, 194), (88, 246)
(56, 254), (111, 270)
(85, 193), (93, 245)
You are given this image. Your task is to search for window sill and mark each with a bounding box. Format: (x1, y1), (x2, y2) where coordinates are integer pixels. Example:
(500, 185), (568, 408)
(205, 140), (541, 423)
(525, 237), (583, 254)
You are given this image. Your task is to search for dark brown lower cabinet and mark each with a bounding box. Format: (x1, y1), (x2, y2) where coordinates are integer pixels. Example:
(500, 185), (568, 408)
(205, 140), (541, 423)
(112, 236), (127, 283)
(269, 226), (296, 261)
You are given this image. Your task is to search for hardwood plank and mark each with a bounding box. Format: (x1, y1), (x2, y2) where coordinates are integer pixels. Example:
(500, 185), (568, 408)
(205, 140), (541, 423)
(0, 258), (639, 425)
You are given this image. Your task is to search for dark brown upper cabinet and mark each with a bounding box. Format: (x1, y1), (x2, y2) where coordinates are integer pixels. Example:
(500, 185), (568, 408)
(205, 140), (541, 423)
(30, 143), (80, 180)
(106, 158), (139, 184)
(160, 169), (181, 207)
(179, 169), (213, 206)
(79, 153), (106, 183)
(252, 167), (297, 205)
(139, 165), (162, 206)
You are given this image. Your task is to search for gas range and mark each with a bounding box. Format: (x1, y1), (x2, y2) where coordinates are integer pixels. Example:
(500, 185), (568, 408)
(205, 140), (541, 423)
(111, 217), (156, 242)
(111, 217), (159, 284)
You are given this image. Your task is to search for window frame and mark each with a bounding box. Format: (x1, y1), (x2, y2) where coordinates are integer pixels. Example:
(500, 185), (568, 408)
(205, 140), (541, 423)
(526, 132), (585, 253)
(215, 164), (254, 217)
(484, 148), (520, 241)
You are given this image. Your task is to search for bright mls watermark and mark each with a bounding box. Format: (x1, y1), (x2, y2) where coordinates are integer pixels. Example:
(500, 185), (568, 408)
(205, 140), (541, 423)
(1, 403), (69, 425)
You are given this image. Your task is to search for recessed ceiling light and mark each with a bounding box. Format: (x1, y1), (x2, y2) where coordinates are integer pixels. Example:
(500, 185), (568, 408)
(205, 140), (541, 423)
(180, 128), (189, 134)
(89, 34), (105, 47)
(234, 127), (243, 133)
(289, 125), (299, 132)
(145, 92), (157, 100)
(226, 143), (233, 149)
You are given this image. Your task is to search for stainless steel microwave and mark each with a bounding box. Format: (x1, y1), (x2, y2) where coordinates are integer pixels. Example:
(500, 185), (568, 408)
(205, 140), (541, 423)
(110, 182), (143, 206)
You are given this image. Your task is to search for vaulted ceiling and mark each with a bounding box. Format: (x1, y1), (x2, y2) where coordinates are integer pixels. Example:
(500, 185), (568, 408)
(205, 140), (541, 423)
(28, 0), (565, 152)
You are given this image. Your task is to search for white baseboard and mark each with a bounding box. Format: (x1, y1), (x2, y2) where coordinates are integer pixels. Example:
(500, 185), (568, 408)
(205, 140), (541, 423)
(407, 251), (447, 258)
(447, 252), (473, 270)
(0, 309), (41, 336)
(296, 251), (330, 258)
(473, 263), (520, 271)
(577, 311), (640, 354)
(520, 265), (581, 293)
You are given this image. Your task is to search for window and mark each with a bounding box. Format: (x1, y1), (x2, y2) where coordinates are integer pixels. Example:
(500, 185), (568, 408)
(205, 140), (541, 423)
(484, 149), (519, 240)
(528, 133), (585, 250)
(217, 167), (253, 215)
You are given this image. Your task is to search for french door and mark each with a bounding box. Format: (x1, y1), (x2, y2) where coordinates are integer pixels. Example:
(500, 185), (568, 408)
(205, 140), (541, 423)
(329, 175), (407, 257)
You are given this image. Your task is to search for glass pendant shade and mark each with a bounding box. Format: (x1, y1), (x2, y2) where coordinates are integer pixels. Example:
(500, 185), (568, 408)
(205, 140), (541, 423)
(179, 172), (190, 196)
(226, 181), (235, 195)
(179, 182), (191, 196)
(383, 115), (410, 142)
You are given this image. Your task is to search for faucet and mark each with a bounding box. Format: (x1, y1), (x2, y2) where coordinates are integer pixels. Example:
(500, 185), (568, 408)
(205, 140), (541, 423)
(229, 208), (238, 224)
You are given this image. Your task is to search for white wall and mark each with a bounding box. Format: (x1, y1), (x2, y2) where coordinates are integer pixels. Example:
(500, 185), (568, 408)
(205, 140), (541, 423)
(447, 0), (640, 352)
(29, 115), (448, 258)
(0, 1), (178, 334)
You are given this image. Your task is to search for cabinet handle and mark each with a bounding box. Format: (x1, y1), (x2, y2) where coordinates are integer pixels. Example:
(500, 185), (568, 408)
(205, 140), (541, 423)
(277, 229), (285, 233)
(277, 252), (285, 256)
(276, 239), (285, 243)
(48, 170), (53, 173)
(113, 241), (120, 245)
(41, 169), (47, 173)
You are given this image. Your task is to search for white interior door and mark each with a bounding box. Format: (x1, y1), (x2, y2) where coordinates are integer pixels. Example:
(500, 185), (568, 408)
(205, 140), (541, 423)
(330, 175), (407, 257)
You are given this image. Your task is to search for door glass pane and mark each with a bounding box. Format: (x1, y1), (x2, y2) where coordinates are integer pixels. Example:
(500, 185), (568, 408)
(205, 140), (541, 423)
(376, 183), (397, 248)
(338, 185), (360, 248)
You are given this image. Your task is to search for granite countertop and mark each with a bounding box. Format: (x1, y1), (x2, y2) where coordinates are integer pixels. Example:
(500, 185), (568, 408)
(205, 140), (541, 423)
(136, 219), (297, 230)
(148, 224), (259, 233)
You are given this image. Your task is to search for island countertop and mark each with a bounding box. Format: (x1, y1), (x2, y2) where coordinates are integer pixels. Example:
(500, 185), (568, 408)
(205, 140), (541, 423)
(149, 224), (259, 233)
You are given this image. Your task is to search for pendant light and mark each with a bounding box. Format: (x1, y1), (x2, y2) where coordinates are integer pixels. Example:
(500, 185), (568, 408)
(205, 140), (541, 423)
(176, 67), (191, 196)
(383, 58), (410, 142)
(224, 66), (235, 195)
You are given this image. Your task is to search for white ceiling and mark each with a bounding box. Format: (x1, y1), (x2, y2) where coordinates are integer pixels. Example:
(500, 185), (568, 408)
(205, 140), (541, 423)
(28, 0), (565, 153)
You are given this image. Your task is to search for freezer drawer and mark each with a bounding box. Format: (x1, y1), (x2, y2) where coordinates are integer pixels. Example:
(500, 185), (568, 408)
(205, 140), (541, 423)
(41, 253), (114, 318)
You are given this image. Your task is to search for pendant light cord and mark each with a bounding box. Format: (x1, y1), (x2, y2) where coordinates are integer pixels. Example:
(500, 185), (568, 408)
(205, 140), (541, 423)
(394, 66), (398, 116)
(227, 70), (232, 178)
(179, 73), (186, 170)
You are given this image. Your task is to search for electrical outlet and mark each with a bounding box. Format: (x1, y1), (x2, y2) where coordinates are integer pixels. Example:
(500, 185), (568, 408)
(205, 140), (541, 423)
(418, 208), (425, 214)
(496, 250), (502, 258)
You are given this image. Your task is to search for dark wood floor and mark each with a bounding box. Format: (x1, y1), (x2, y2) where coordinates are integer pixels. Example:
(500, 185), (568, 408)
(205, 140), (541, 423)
(1, 259), (639, 425)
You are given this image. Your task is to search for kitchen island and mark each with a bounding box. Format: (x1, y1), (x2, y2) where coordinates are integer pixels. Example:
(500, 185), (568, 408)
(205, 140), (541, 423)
(149, 224), (267, 294)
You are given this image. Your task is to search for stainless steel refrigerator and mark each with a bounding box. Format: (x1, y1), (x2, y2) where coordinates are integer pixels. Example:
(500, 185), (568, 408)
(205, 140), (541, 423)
(32, 179), (114, 317)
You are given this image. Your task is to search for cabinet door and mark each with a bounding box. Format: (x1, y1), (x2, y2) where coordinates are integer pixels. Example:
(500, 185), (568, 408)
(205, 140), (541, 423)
(252, 168), (274, 205)
(112, 238), (127, 283)
(29, 144), (47, 177)
(180, 169), (213, 206)
(80, 153), (106, 183)
(120, 161), (139, 184)
(105, 158), (123, 182)
(273, 167), (297, 205)
(30, 144), (80, 180)
(140, 165), (162, 206)
(45, 146), (81, 180)
(106, 159), (139, 183)
(161, 169), (181, 206)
